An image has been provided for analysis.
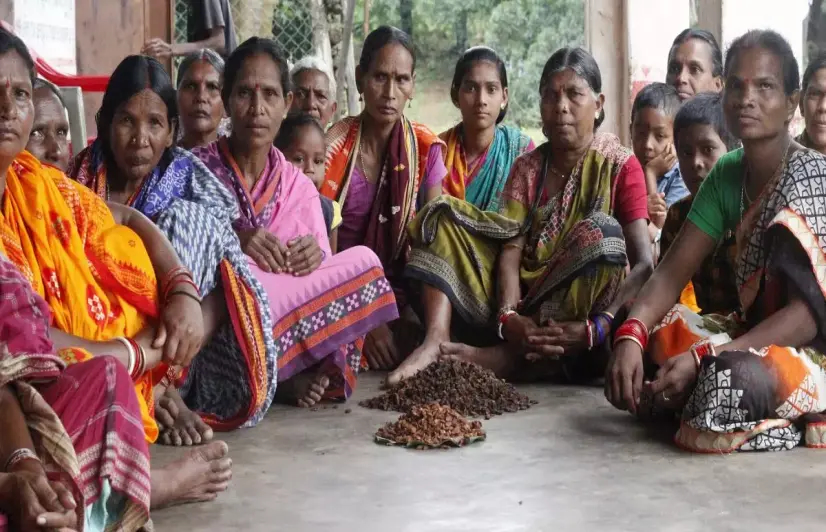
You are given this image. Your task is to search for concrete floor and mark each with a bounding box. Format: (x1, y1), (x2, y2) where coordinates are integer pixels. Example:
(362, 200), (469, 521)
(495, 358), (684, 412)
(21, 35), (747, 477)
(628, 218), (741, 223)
(151, 373), (826, 532)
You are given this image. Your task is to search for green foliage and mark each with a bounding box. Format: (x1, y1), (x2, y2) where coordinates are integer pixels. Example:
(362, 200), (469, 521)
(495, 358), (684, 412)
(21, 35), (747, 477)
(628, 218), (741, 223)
(354, 0), (584, 128)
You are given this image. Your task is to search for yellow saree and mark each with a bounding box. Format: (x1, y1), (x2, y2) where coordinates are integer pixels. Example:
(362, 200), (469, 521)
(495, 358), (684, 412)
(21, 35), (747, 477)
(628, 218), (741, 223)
(1, 152), (165, 442)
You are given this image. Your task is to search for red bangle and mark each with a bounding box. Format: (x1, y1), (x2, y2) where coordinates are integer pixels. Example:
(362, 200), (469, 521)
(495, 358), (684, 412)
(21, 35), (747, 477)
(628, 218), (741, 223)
(690, 341), (716, 369)
(161, 266), (192, 292)
(126, 338), (145, 381)
(164, 277), (201, 303)
(614, 318), (649, 350)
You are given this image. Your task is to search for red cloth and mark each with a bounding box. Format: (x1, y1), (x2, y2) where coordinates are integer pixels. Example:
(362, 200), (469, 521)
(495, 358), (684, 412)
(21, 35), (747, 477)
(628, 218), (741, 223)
(0, 254), (150, 529)
(612, 154), (649, 226)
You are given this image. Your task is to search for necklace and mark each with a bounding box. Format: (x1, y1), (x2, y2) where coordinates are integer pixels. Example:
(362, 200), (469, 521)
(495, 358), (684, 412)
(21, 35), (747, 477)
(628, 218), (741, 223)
(359, 144), (370, 181)
(740, 139), (790, 220)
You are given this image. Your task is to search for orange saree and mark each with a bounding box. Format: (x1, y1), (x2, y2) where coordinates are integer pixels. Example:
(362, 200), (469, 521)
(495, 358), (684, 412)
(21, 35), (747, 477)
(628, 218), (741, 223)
(1, 152), (167, 442)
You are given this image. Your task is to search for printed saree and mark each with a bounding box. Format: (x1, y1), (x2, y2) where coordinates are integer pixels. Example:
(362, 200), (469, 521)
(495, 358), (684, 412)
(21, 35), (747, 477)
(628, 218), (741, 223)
(440, 123), (532, 212)
(1, 152), (168, 442)
(406, 133), (629, 332)
(646, 148), (826, 452)
(70, 143), (277, 430)
(0, 252), (150, 532)
(195, 140), (398, 399)
(324, 115), (445, 301)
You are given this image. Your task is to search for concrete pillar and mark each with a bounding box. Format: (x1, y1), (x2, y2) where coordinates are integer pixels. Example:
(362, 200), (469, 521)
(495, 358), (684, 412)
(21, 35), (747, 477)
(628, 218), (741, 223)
(585, 0), (628, 142)
(696, 0), (723, 45)
(588, 0), (690, 144)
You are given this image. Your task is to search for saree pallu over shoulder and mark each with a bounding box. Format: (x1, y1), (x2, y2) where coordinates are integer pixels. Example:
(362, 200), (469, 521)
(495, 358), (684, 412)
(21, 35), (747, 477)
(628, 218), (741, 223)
(324, 116), (445, 278)
(648, 149), (826, 452)
(440, 124), (532, 211)
(406, 134), (628, 328)
(2, 152), (168, 441)
(0, 255), (150, 531)
(79, 143), (279, 429)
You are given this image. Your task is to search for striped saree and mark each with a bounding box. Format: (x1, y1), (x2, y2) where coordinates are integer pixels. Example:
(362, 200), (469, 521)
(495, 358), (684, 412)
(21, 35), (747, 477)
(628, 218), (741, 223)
(70, 142), (276, 430)
(0, 252), (150, 531)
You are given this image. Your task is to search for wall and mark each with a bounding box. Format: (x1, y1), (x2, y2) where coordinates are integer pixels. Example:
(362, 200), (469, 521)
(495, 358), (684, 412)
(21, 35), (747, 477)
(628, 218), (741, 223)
(74, 0), (171, 136)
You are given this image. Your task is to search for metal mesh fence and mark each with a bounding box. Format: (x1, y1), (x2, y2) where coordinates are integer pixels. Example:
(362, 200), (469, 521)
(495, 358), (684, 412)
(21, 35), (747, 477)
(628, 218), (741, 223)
(174, 0), (315, 66)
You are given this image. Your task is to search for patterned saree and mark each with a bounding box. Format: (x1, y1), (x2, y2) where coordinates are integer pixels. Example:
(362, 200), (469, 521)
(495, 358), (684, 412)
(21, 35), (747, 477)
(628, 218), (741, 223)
(0, 254), (151, 531)
(440, 123), (532, 212)
(648, 149), (826, 452)
(70, 142), (277, 429)
(325, 115), (444, 305)
(2, 152), (168, 442)
(406, 133), (628, 333)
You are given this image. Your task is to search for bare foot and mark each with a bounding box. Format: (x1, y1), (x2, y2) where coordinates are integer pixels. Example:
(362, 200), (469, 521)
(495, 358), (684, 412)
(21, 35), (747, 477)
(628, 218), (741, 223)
(439, 342), (516, 378)
(156, 387), (214, 446)
(386, 336), (443, 387)
(150, 440), (232, 509)
(276, 371), (331, 407)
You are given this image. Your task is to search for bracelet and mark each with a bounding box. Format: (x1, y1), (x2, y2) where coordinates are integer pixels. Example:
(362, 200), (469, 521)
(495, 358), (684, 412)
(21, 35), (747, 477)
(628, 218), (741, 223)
(614, 334), (645, 353)
(614, 318), (650, 350)
(592, 317), (606, 347)
(4, 448), (40, 472)
(167, 290), (203, 305)
(164, 278), (201, 303)
(497, 309), (518, 341)
(162, 266), (191, 288)
(113, 336), (135, 375)
(585, 319), (594, 349)
(127, 338), (146, 380)
(596, 311), (615, 322)
(690, 341), (716, 369)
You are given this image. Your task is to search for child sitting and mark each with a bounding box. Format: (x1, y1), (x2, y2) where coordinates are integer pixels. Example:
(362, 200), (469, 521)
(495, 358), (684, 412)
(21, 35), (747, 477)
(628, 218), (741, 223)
(660, 92), (740, 315)
(275, 113), (341, 252)
(630, 82), (690, 247)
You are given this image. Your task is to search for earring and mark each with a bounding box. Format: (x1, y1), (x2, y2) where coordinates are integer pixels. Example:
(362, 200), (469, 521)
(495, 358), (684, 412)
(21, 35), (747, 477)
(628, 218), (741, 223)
(359, 94), (363, 103)
(408, 98), (412, 109)
(500, 103), (506, 110)
(595, 111), (600, 119)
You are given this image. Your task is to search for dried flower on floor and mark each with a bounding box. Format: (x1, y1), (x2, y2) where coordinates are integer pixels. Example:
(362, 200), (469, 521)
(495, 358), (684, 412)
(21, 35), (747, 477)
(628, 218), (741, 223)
(375, 403), (485, 448)
(360, 360), (533, 417)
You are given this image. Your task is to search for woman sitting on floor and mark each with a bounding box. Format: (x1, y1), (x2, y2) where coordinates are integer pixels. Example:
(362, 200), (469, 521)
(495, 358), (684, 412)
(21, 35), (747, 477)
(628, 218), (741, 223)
(325, 26), (446, 371)
(441, 46), (534, 211)
(606, 30), (826, 452)
(69, 54), (279, 444)
(25, 78), (71, 171)
(176, 49), (229, 150)
(0, 27), (231, 509)
(389, 47), (653, 385)
(193, 37), (398, 406)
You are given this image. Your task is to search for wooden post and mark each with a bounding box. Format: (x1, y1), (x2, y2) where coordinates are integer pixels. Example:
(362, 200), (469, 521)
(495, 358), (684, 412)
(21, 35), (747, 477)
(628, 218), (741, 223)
(336, 0), (357, 114)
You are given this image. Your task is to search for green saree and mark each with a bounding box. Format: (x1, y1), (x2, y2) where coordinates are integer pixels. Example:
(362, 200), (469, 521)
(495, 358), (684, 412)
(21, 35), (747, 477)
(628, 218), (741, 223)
(406, 133), (631, 329)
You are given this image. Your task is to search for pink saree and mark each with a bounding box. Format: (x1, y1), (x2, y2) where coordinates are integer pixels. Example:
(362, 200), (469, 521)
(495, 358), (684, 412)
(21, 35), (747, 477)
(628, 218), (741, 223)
(0, 253), (150, 531)
(194, 140), (398, 398)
